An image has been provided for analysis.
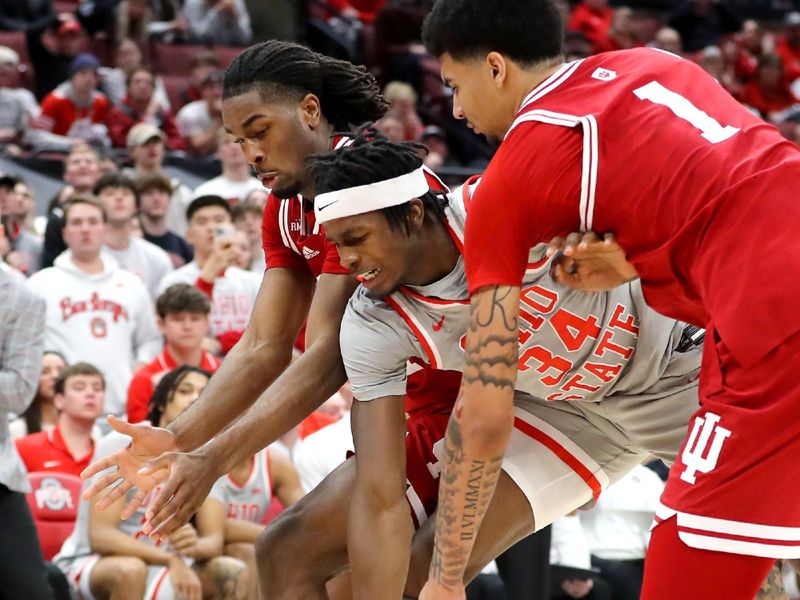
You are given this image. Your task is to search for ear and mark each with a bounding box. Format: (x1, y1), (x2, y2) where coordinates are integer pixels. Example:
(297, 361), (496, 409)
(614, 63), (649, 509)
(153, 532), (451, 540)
(407, 198), (426, 230)
(156, 317), (166, 335)
(485, 52), (509, 89)
(298, 93), (323, 130)
(53, 393), (65, 412)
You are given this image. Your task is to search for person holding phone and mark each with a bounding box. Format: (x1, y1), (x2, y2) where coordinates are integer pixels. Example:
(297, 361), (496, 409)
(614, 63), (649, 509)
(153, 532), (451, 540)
(157, 195), (261, 355)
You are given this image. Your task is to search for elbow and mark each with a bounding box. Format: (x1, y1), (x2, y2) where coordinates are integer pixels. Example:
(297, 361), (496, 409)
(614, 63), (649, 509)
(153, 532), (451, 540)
(460, 405), (515, 454)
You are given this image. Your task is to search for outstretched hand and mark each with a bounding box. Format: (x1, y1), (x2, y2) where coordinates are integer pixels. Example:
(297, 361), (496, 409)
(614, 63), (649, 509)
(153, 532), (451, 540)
(546, 231), (638, 292)
(138, 449), (222, 541)
(80, 415), (179, 519)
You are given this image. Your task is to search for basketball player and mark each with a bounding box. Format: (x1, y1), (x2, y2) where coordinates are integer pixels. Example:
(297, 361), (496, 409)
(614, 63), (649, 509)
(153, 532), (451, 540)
(256, 135), (702, 600)
(212, 446), (304, 599)
(80, 42), (463, 597)
(418, 2), (800, 598)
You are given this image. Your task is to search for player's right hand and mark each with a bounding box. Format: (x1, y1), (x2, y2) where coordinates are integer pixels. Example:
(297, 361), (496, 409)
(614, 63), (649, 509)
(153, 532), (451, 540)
(546, 231), (639, 292)
(167, 555), (202, 600)
(80, 415), (179, 519)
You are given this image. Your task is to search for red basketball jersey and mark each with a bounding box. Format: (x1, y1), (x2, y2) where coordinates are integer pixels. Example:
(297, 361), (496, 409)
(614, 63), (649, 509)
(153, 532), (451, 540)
(466, 48), (800, 367)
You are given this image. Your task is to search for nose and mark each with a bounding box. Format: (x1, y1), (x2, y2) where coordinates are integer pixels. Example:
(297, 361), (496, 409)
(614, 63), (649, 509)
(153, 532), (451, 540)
(452, 98), (465, 121)
(338, 247), (359, 272)
(242, 140), (264, 165)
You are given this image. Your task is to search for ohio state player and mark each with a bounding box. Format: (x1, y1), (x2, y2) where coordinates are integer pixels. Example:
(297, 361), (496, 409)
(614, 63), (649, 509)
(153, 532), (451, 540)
(419, 2), (800, 599)
(81, 43), (462, 589)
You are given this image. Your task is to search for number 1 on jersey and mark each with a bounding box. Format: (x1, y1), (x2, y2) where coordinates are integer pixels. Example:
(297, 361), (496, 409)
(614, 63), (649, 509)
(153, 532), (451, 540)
(633, 81), (740, 144)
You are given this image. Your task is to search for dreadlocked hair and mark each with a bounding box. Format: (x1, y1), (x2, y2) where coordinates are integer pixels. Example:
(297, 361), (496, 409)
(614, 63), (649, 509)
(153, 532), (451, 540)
(307, 127), (449, 234)
(223, 41), (389, 130)
(147, 365), (211, 427)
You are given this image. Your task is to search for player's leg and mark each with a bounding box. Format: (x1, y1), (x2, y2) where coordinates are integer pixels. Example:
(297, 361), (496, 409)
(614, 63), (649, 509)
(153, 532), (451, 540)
(256, 458), (353, 600)
(225, 542), (258, 600)
(87, 555), (148, 600)
(193, 555), (248, 599)
(642, 517), (773, 600)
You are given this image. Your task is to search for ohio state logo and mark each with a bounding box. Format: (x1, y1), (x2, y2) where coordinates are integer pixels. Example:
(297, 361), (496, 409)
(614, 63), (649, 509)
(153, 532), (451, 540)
(90, 317), (107, 338)
(34, 478), (75, 511)
(60, 293), (129, 323)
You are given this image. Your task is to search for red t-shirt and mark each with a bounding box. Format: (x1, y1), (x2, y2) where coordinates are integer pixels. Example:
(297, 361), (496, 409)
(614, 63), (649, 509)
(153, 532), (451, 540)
(39, 89), (110, 137)
(567, 3), (614, 51)
(15, 426), (94, 477)
(127, 348), (221, 423)
(465, 48), (800, 367)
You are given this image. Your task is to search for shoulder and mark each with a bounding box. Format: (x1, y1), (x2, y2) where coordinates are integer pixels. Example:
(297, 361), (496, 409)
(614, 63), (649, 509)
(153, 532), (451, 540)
(135, 238), (172, 266)
(341, 290), (408, 349)
(16, 430), (47, 450)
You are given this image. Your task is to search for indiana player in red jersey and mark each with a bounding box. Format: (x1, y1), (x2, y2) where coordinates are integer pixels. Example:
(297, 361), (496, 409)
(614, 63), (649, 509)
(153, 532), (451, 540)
(80, 40), (462, 596)
(418, 2), (800, 599)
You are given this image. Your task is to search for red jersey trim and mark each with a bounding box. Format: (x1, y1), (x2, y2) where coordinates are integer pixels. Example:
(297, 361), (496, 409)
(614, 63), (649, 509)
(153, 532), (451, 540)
(263, 448), (273, 498)
(384, 295), (441, 368)
(519, 60), (584, 110)
(227, 455), (258, 490)
(398, 287), (469, 306)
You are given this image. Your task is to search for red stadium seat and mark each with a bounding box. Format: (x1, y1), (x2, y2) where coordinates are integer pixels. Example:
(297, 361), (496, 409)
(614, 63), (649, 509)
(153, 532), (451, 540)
(150, 41), (209, 76)
(213, 46), (245, 70)
(24, 472), (82, 560)
(159, 73), (192, 113)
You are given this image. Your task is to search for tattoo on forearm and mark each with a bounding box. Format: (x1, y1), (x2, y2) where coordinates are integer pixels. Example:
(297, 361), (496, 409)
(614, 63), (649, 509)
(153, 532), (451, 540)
(474, 286), (517, 331)
(756, 562), (787, 600)
(463, 288), (518, 390)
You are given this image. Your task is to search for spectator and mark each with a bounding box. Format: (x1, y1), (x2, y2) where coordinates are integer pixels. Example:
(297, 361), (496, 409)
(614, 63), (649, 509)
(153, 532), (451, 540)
(137, 173), (194, 267)
(183, 0), (252, 46)
(375, 113), (405, 142)
(145, 0), (190, 43)
(10, 351), (66, 440)
(231, 201), (265, 274)
(55, 365), (248, 600)
(37, 53), (110, 145)
(41, 144), (103, 269)
(123, 123), (194, 235)
(180, 50), (220, 108)
(242, 187), (269, 209)
(94, 172), (173, 299)
(127, 283), (220, 423)
(567, 0), (613, 54)
(564, 30), (594, 61)
(421, 124), (455, 170)
(27, 13), (87, 99)
(652, 27), (683, 56)
(157, 195), (261, 352)
(740, 53), (799, 122)
(27, 196), (161, 423)
(192, 129), (263, 203)
(698, 44), (741, 99)
(100, 38), (167, 108)
(777, 12), (800, 85)
(231, 229), (254, 271)
(550, 515), (612, 600)
(734, 19), (772, 83)
(176, 69), (224, 156)
(6, 179), (43, 275)
(383, 81), (424, 141)
(0, 245), (52, 599)
(667, 0), (741, 53)
(107, 65), (184, 150)
(15, 362), (104, 477)
(580, 464), (665, 600)
(596, 6), (639, 53)
(0, 46), (40, 149)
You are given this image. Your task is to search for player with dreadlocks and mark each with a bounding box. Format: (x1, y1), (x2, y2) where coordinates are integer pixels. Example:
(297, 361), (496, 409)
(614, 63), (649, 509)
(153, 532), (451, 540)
(80, 40), (462, 596)
(251, 133), (705, 599)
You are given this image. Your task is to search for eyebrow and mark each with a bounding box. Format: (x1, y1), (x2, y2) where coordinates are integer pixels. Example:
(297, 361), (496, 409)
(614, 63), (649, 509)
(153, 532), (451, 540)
(241, 114), (268, 130)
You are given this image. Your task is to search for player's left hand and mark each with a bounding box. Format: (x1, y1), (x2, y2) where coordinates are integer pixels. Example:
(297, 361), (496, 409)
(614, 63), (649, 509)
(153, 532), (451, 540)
(546, 231), (638, 292)
(168, 523), (200, 557)
(418, 580), (467, 600)
(136, 449), (222, 541)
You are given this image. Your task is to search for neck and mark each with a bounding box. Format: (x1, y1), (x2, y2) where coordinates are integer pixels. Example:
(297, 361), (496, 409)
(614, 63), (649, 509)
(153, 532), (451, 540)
(129, 96), (150, 113)
(104, 224), (130, 250)
(504, 58), (564, 134)
(136, 163), (158, 175)
(193, 251), (210, 268)
(70, 252), (104, 274)
(58, 416), (94, 458)
(406, 222), (460, 287)
(140, 212), (168, 236)
(300, 122), (336, 198)
(39, 400), (59, 427)
(230, 455), (255, 482)
(166, 342), (204, 367)
(222, 163), (251, 181)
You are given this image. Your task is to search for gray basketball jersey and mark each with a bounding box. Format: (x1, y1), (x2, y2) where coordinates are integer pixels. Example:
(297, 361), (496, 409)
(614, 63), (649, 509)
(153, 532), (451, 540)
(341, 180), (700, 403)
(209, 448), (274, 523)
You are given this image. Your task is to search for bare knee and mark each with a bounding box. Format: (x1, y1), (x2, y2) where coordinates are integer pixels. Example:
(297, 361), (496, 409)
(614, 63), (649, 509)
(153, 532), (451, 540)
(90, 556), (148, 599)
(203, 555), (248, 599)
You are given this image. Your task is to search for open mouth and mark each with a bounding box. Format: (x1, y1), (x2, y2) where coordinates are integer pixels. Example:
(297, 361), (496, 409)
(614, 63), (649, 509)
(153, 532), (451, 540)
(355, 268), (380, 283)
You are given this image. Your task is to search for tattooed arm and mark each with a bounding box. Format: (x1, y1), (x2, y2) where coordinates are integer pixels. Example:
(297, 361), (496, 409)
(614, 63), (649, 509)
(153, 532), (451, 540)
(420, 285), (521, 600)
(755, 561), (787, 600)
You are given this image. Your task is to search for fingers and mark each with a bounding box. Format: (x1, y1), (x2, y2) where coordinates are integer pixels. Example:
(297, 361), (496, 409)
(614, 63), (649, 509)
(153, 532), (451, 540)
(562, 231), (584, 256)
(545, 236), (565, 257)
(140, 478), (179, 536)
(80, 455), (117, 482)
(148, 494), (201, 541)
(107, 414), (138, 437)
(81, 468), (122, 500)
(95, 479), (133, 511)
(120, 487), (148, 520)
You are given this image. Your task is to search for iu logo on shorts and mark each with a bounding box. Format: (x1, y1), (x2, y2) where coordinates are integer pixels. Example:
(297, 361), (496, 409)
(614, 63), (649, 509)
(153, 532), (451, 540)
(680, 412), (731, 485)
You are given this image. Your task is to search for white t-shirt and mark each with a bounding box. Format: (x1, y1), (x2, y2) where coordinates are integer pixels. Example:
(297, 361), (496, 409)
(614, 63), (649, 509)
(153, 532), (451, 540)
(176, 100), (215, 137)
(292, 413), (353, 493)
(157, 261), (261, 337)
(105, 237), (173, 300)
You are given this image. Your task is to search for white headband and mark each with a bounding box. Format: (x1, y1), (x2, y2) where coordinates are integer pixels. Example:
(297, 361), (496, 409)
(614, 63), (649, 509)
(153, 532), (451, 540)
(314, 166), (430, 225)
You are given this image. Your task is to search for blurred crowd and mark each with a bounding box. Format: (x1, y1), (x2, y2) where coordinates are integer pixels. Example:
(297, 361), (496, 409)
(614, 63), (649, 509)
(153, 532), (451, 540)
(2, 0), (800, 599)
